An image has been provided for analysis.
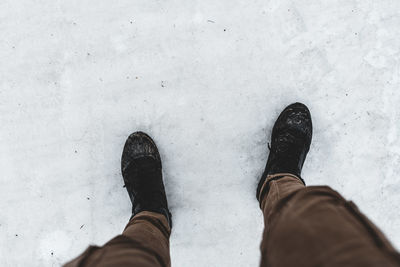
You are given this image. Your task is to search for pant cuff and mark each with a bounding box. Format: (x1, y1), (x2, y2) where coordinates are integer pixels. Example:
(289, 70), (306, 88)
(258, 173), (304, 204)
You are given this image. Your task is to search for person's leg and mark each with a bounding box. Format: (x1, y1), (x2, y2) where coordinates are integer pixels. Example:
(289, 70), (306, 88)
(257, 103), (400, 267)
(258, 174), (400, 267)
(64, 211), (170, 267)
(65, 132), (172, 267)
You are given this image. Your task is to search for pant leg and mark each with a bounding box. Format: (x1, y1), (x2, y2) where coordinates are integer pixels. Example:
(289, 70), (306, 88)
(258, 173), (400, 267)
(64, 211), (171, 267)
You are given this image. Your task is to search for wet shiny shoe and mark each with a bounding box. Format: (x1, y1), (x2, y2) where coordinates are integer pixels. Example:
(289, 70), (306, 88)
(121, 131), (172, 227)
(257, 103), (313, 200)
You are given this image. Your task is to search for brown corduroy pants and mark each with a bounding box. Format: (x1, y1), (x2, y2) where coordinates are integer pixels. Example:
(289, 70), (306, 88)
(64, 211), (171, 267)
(65, 174), (400, 267)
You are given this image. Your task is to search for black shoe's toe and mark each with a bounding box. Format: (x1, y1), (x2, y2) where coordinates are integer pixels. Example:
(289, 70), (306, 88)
(121, 131), (161, 176)
(273, 102), (312, 145)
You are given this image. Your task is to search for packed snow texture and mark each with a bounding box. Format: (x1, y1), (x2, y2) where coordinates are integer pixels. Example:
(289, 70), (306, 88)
(1, 0), (400, 266)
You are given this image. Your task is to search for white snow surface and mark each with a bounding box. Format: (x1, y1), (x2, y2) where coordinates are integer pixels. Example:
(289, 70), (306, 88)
(1, 0), (400, 266)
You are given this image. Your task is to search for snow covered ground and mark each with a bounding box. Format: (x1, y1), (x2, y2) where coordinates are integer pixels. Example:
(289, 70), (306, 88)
(1, 0), (400, 266)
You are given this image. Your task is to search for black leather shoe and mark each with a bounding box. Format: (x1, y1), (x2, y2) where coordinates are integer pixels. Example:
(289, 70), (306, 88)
(121, 131), (172, 227)
(257, 103), (312, 200)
